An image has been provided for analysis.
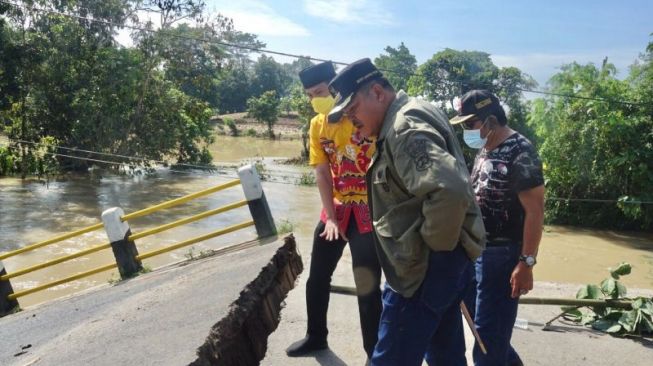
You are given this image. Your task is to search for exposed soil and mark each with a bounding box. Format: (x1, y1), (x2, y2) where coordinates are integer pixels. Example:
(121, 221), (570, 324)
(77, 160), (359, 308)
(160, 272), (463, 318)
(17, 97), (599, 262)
(213, 112), (305, 140)
(191, 235), (303, 366)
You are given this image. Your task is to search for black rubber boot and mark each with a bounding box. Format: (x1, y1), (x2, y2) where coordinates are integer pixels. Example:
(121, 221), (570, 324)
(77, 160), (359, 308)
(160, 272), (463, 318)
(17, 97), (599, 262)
(285, 335), (328, 357)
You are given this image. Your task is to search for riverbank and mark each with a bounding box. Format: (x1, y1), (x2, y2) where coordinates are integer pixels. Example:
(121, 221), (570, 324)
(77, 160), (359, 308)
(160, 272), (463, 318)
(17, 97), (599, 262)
(214, 112), (304, 140)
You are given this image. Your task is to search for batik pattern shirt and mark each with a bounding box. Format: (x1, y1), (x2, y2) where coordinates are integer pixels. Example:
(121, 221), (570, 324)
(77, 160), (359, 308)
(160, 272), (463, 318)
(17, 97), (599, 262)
(309, 114), (375, 234)
(471, 132), (544, 242)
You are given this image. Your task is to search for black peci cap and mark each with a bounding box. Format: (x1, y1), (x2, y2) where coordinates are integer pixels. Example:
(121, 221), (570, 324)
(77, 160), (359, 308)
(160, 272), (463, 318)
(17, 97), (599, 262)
(299, 61), (336, 89)
(450, 89), (503, 125)
(327, 58), (383, 123)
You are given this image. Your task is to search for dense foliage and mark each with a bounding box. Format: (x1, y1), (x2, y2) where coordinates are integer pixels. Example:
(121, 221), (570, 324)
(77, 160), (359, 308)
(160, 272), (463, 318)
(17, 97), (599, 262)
(246, 90), (280, 139)
(374, 42), (417, 92)
(0, 0), (297, 174)
(529, 55), (653, 229)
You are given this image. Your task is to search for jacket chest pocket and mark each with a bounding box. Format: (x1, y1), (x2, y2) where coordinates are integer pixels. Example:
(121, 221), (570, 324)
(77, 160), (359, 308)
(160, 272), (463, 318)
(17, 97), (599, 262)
(373, 164), (391, 193)
(372, 161), (407, 206)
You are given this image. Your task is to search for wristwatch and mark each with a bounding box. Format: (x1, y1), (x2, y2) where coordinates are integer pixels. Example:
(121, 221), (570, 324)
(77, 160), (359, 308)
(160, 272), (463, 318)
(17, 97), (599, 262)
(519, 254), (537, 267)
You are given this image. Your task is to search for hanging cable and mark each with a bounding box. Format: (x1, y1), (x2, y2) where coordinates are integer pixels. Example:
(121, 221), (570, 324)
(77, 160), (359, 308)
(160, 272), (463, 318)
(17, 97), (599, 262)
(0, 0), (646, 106)
(546, 197), (653, 205)
(3, 140), (650, 203)
(8, 137), (308, 178)
(0, 140), (312, 184)
(8, 138), (233, 171)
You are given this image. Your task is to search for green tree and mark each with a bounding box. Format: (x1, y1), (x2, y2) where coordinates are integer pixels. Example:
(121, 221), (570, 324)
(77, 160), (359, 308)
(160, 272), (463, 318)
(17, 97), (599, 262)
(405, 48), (537, 165)
(138, 0), (205, 27)
(282, 57), (314, 85)
(251, 55), (292, 97)
(159, 23), (227, 109)
(288, 83), (314, 158)
(374, 42), (417, 91)
(529, 59), (652, 229)
(246, 90), (280, 139)
(214, 65), (253, 113)
(629, 34), (653, 116)
(495, 66), (538, 141)
(154, 14), (262, 112)
(0, 0), (217, 176)
(408, 49), (498, 109)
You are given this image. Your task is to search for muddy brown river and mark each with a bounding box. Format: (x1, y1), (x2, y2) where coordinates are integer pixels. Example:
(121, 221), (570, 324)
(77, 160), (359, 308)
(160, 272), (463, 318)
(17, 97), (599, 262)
(1, 136), (652, 308)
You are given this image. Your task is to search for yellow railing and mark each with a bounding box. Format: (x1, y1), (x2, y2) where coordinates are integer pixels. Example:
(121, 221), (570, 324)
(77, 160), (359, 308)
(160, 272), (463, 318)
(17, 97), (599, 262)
(121, 179), (242, 221)
(0, 242), (112, 281)
(1, 178), (254, 304)
(0, 223), (104, 261)
(0, 179), (242, 260)
(8, 263), (118, 300)
(128, 200), (248, 241)
(135, 220), (255, 261)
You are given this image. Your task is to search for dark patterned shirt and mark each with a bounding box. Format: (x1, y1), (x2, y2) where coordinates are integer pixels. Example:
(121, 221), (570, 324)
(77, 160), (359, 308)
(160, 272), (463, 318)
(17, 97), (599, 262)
(471, 133), (544, 242)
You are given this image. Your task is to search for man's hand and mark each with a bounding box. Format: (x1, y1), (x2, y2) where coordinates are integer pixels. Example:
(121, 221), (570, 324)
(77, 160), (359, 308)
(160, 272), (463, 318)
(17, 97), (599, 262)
(510, 262), (533, 298)
(319, 218), (347, 242)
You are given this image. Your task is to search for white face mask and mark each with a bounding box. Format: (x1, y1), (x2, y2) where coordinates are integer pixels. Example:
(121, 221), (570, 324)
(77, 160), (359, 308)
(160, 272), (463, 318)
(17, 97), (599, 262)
(463, 129), (487, 149)
(463, 119), (491, 149)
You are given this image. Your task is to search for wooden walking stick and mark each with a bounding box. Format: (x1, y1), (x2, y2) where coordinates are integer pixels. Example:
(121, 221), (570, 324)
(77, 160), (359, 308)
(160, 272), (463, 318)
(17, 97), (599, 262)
(460, 301), (488, 355)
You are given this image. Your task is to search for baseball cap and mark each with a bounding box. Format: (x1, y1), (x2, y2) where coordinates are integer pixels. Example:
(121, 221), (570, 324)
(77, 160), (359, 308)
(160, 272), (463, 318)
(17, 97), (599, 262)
(299, 61), (336, 89)
(327, 58), (384, 123)
(450, 90), (503, 125)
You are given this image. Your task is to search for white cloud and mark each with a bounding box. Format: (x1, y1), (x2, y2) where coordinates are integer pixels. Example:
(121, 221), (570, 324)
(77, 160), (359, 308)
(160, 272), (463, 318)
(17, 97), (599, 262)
(303, 0), (395, 26)
(114, 2), (309, 46)
(212, 0), (309, 37)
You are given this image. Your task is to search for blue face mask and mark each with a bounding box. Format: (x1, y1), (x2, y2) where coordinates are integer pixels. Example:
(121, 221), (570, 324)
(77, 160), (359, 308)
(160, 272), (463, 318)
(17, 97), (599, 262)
(463, 119), (492, 149)
(463, 129), (487, 149)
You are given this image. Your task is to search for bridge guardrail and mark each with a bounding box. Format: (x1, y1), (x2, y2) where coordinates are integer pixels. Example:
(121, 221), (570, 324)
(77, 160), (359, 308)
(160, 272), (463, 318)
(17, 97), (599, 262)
(0, 164), (275, 317)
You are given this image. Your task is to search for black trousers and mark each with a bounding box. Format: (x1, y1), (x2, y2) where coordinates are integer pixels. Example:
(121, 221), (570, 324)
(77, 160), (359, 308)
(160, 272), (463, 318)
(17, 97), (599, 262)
(305, 215), (383, 359)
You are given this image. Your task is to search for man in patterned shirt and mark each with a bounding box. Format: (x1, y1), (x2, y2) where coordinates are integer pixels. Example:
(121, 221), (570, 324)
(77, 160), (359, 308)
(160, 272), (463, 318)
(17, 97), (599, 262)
(286, 61), (382, 360)
(451, 90), (545, 366)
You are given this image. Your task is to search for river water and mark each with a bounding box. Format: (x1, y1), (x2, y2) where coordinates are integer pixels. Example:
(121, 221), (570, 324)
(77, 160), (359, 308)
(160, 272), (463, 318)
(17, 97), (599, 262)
(1, 136), (652, 308)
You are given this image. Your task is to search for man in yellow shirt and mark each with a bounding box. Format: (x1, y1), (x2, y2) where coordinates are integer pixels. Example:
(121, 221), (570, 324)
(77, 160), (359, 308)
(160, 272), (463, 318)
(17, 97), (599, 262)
(286, 61), (382, 360)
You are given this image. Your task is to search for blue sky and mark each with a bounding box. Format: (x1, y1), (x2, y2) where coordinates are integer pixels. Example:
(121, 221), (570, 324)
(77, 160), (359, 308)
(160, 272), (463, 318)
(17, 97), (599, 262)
(204, 0), (652, 89)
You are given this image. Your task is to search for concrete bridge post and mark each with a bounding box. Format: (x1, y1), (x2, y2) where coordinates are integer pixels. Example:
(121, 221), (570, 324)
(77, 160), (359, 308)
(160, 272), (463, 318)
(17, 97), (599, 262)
(101, 207), (143, 279)
(238, 164), (277, 238)
(0, 260), (19, 316)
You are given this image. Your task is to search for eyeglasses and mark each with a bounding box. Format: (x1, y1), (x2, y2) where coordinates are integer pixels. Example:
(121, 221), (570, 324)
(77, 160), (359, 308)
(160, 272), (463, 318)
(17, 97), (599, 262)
(461, 118), (481, 130)
(343, 93), (361, 118)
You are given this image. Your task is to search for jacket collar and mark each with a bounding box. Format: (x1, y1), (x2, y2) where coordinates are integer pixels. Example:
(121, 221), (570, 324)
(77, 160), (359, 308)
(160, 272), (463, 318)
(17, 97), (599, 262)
(378, 90), (409, 142)
(370, 90), (409, 167)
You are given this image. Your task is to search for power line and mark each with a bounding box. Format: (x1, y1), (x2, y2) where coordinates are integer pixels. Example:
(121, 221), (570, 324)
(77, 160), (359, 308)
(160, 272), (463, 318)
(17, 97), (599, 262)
(3, 139), (651, 204)
(0, 0), (646, 106)
(0, 140), (311, 184)
(547, 197), (653, 205)
(7, 148), (211, 175)
(9, 137), (308, 177)
(0, 0), (349, 66)
(516, 88), (643, 106)
(9, 138), (231, 172)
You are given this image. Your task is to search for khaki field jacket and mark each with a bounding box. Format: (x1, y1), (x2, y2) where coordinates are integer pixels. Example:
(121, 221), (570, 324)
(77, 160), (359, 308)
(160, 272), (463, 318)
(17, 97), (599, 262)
(366, 91), (486, 297)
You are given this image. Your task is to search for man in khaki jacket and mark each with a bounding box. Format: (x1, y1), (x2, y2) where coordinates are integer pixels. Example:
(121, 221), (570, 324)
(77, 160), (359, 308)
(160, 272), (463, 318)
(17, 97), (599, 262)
(328, 58), (486, 366)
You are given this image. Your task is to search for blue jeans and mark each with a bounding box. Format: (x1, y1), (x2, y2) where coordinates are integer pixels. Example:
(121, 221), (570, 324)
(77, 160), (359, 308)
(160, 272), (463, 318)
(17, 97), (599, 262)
(371, 246), (473, 366)
(465, 244), (522, 366)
